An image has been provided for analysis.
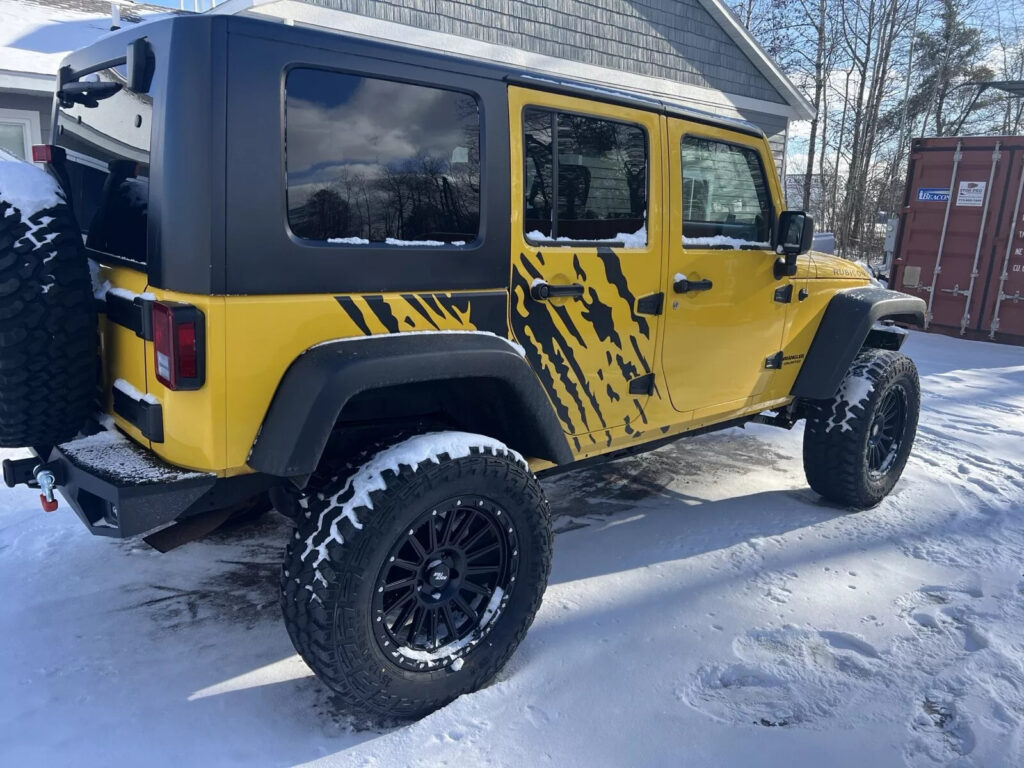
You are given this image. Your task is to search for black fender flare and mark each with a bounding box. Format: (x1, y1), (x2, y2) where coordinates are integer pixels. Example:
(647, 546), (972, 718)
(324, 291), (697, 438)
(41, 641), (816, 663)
(791, 287), (925, 400)
(248, 332), (573, 476)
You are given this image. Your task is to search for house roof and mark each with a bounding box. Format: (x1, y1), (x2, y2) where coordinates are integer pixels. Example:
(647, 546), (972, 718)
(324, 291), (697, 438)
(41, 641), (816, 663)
(0, 0), (176, 94)
(209, 0), (813, 121)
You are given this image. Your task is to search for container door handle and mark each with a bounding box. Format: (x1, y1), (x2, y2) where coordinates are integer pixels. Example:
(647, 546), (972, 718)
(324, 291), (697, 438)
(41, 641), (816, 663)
(531, 282), (584, 301)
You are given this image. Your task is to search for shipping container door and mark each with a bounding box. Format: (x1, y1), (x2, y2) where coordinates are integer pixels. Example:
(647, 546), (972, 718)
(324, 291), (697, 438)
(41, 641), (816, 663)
(980, 148), (1024, 343)
(895, 139), (1014, 336)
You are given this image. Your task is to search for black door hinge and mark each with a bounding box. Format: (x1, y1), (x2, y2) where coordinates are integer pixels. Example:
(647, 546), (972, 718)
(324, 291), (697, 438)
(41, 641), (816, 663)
(636, 292), (664, 315)
(628, 373), (655, 395)
(764, 351), (784, 369)
(773, 284), (794, 303)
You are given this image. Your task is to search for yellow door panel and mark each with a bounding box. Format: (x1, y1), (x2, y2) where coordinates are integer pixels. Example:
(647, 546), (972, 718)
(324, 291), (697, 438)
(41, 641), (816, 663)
(508, 86), (665, 453)
(662, 120), (793, 417)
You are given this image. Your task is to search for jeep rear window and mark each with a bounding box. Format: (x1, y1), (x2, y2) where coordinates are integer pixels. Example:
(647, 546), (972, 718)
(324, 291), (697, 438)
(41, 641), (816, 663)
(56, 68), (151, 265)
(523, 107), (647, 245)
(285, 68), (480, 245)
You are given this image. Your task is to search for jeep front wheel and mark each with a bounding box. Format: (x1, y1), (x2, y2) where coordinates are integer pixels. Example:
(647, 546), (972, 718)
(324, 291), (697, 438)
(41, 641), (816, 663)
(280, 432), (552, 721)
(802, 349), (920, 508)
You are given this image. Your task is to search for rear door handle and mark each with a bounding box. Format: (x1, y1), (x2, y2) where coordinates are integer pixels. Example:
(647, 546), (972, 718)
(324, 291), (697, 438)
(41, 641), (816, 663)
(674, 277), (713, 294)
(531, 282), (584, 301)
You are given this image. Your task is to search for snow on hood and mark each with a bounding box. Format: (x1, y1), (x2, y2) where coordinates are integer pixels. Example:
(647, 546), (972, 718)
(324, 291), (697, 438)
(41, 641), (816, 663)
(0, 149), (64, 218)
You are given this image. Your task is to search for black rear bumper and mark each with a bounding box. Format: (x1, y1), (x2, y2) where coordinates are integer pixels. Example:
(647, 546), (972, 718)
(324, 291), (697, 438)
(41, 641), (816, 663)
(4, 431), (269, 538)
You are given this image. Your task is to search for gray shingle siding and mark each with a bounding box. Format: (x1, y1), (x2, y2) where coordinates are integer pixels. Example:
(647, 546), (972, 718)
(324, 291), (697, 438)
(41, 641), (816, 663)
(735, 109), (787, 171)
(303, 0), (786, 104)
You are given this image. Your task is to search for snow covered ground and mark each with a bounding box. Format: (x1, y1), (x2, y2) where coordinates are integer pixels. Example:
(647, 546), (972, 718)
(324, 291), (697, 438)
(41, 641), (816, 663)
(1, 331), (1022, 767)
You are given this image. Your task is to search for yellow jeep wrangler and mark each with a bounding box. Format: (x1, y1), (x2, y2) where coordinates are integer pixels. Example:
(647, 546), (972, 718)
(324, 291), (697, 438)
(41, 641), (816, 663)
(0, 15), (924, 720)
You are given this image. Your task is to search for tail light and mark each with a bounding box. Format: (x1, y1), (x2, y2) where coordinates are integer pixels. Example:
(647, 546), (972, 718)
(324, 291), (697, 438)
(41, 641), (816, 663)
(151, 302), (205, 390)
(31, 144), (65, 164)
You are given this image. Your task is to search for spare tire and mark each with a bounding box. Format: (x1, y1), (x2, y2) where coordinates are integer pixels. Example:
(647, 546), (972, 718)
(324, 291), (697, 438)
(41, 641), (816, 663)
(0, 154), (98, 448)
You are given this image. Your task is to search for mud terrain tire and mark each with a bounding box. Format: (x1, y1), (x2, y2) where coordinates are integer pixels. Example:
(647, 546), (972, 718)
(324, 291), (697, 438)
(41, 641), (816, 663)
(803, 349), (920, 509)
(280, 433), (552, 722)
(0, 190), (97, 448)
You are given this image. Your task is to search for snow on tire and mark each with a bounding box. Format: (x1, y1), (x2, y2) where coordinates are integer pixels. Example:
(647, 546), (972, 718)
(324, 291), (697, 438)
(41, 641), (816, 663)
(0, 152), (98, 448)
(802, 349), (920, 509)
(280, 431), (552, 722)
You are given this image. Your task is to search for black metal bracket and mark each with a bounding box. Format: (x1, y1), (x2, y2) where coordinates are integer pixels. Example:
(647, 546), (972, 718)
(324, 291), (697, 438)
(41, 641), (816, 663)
(774, 284), (794, 303)
(103, 293), (154, 341)
(113, 387), (164, 442)
(636, 292), (664, 315)
(628, 373), (655, 395)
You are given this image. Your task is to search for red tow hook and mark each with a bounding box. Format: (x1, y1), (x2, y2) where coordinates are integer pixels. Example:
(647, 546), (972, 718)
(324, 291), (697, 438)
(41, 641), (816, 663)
(35, 469), (58, 512)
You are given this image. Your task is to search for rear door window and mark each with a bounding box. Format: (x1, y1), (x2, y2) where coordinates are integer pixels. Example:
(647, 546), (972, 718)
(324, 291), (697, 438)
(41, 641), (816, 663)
(523, 107), (647, 245)
(285, 68), (480, 245)
(681, 136), (771, 248)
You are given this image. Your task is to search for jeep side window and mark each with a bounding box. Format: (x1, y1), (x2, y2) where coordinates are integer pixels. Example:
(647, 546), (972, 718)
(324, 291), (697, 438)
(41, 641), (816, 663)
(523, 107), (647, 245)
(285, 68), (480, 245)
(681, 136), (771, 248)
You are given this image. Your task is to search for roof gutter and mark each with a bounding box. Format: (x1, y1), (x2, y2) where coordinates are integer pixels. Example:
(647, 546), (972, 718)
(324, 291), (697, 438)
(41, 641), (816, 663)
(0, 69), (55, 95)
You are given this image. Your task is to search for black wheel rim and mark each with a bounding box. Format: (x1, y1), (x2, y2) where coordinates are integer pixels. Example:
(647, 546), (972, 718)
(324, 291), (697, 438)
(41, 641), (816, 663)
(371, 495), (519, 671)
(866, 383), (908, 479)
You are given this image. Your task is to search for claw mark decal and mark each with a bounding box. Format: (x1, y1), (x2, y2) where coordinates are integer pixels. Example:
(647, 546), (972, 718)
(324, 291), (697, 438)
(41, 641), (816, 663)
(335, 292), (507, 337)
(510, 248), (662, 451)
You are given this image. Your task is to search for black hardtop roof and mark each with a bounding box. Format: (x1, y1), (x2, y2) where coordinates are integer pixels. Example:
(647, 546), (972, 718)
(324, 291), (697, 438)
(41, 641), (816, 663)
(230, 14), (765, 138)
(79, 13), (766, 140)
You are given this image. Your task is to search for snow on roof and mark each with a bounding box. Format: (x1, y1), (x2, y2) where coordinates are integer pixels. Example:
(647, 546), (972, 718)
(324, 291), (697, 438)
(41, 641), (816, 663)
(0, 0), (177, 89)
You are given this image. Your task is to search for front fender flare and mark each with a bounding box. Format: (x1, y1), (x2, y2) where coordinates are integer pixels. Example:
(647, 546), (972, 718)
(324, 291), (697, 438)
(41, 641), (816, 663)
(791, 287), (925, 400)
(248, 332), (573, 477)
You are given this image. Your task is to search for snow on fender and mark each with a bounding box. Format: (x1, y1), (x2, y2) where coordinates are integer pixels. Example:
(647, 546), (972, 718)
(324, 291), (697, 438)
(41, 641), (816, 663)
(300, 431), (527, 570)
(0, 149), (99, 447)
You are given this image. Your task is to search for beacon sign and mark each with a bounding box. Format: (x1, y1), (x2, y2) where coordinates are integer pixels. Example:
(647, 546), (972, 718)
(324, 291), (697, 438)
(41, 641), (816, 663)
(917, 187), (950, 202)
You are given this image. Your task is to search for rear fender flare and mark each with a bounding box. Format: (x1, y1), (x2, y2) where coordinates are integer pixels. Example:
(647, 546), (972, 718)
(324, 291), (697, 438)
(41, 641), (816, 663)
(791, 287), (925, 401)
(248, 332), (573, 477)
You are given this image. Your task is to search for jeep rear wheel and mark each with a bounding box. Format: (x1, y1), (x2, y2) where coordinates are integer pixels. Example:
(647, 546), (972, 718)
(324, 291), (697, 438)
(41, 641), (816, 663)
(802, 349), (920, 508)
(280, 432), (552, 722)
(0, 157), (98, 448)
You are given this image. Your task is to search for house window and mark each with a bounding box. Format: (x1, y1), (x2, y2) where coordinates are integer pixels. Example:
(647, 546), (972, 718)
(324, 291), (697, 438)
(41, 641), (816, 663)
(523, 107), (647, 245)
(0, 109), (41, 161)
(285, 68), (481, 245)
(681, 136), (771, 247)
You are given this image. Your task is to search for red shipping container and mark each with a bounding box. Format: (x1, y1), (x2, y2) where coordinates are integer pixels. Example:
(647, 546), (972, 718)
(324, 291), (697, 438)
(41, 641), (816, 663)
(892, 136), (1024, 345)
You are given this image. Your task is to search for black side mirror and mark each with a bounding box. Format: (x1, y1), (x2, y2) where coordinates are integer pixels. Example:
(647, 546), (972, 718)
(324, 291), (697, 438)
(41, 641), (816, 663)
(773, 211), (814, 279)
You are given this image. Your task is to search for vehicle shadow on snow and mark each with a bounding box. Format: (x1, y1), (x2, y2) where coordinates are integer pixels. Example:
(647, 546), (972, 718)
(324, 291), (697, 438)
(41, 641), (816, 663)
(102, 430), (839, 745)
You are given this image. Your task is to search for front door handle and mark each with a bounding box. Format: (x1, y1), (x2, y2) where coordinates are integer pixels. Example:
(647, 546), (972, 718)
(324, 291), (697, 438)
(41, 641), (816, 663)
(531, 282), (584, 301)
(674, 276), (713, 294)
